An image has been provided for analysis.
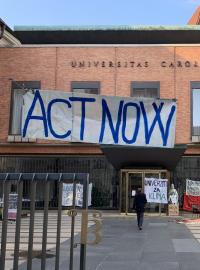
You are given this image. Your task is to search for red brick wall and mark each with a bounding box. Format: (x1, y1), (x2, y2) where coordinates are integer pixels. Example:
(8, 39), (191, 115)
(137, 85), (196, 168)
(0, 46), (199, 154)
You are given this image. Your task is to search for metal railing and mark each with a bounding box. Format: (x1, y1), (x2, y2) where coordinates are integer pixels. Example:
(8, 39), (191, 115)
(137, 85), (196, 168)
(0, 172), (99, 270)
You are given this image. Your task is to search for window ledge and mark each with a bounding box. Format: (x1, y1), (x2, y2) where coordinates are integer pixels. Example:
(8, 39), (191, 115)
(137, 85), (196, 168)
(192, 136), (200, 143)
(7, 135), (36, 143)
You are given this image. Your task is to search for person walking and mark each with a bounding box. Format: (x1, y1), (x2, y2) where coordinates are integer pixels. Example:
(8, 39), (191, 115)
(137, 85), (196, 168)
(133, 188), (147, 230)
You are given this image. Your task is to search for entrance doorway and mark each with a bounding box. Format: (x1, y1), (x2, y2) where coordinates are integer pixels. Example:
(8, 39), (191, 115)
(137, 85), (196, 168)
(120, 169), (169, 214)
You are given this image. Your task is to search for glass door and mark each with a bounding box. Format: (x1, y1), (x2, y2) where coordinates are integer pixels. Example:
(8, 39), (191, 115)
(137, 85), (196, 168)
(128, 173), (143, 213)
(120, 171), (127, 213)
(120, 170), (168, 214)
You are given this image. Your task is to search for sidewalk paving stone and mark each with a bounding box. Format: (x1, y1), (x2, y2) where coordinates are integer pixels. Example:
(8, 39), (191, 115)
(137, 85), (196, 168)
(2, 212), (200, 269)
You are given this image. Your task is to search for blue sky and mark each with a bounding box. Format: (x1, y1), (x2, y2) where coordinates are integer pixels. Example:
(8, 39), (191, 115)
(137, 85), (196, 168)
(1, 0), (200, 29)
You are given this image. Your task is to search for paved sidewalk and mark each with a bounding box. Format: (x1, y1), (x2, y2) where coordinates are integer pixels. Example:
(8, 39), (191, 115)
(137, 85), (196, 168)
(81, 215), (200, 270)
(17, 213), (200, 270)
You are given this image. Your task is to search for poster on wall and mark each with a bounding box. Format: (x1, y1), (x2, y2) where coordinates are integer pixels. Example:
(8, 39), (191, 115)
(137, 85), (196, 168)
(8, 193), (18, 220)
(186, 179), (200, 196)
(62, 183), (92, 207)
(144, 178), (168, 204)
(62, 184), (73, 206)
(22, 90), (177, 148)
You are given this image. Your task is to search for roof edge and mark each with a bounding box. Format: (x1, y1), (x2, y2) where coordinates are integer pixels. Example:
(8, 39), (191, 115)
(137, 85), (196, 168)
(14, 25), (200, 32)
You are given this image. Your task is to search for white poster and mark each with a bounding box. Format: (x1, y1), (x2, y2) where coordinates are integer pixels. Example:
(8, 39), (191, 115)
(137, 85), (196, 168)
(62, 184), (73, 206)
(132, 190), (136, 196)
(144, 178), (168, 204)
(22, 90), (176, 148)
(75, 184), (83, 207)
(8, 193), (18, 220)
(62, 183), (92, 206)
(186, 179), (200, 196)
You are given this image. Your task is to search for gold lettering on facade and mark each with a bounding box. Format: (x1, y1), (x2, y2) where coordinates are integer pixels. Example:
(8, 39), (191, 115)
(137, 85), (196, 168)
(70, 60), (200, 68)
(161, 61), (166, 67)
(94, 61), (99, 67)
(71, 61), (77, 67)
(160, 61), (199, 68)
(109, 61), (114, 67)
(169, 62), (175, 68)
(117, 61), (121, 67)
(177, 61), (182, 67)
(79, 61), (85, 67)
(185, 61), (190, 67)
(70, 61), (151, 68)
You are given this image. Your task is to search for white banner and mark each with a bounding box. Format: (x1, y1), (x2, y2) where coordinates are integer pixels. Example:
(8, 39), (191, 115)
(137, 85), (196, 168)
(62, 183), (92, 207)
(22, 90), (176, 148)
(186, 179), (200, 197)
(144, 178), (168, 204)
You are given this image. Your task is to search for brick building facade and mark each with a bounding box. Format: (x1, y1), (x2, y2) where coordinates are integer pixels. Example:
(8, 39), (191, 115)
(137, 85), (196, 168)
(1, 9), (200, 212)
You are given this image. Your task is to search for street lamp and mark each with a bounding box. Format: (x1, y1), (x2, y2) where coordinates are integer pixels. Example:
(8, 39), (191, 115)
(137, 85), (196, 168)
(0, 19), (6, 39)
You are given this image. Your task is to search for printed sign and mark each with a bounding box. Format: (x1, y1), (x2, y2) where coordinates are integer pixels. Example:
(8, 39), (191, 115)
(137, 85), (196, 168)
(62, 184), (73, 206)
(62, 183), (92, 207)
(186, 179), (200, 197)
(132, 190), (136, 196)
(144, 178), (168, 204)
(168, 204), (179, 216)
(22, 90), (176, 148)
(8, 193), (18, 220)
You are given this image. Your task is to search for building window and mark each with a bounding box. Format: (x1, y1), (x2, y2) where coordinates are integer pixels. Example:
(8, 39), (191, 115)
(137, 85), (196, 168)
(191, 82), (200, 136)
(131, 81), (160, 98)
(9, 81), (41, 135)
(71, 81), (100, 95)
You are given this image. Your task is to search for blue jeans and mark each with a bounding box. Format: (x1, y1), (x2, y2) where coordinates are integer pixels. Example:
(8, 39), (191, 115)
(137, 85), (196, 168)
(136, 211), (144, 227)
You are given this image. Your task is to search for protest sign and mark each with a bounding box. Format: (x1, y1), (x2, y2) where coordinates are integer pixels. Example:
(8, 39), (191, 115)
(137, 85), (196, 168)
(186, 179), (200, 197)
(144, 178), (168, 204)
(62, 184), (74, 206)
(62, 183), (92, 207)
(8, 193), (18, 220)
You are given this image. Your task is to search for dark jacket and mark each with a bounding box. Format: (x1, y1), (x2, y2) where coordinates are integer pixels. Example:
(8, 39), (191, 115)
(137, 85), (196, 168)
(133, 192), (147, 213)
